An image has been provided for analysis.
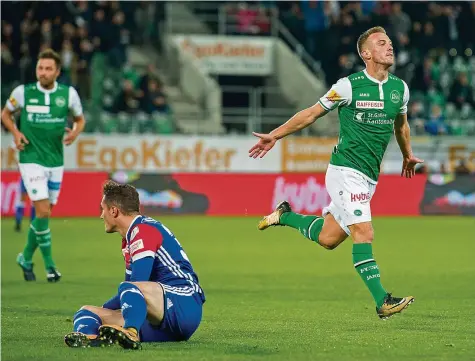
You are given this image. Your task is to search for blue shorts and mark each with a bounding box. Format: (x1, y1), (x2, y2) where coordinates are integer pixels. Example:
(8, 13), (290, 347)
(139, 287), (204, 342)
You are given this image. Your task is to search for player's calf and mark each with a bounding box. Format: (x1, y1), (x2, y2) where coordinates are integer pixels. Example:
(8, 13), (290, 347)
(258, 201), (348, 249)
(65, 306), (117, 348)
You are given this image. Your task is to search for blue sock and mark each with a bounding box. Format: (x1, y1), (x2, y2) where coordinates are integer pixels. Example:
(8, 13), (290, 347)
(30, 205), (36, 221)
(15, 202), (25, 225)
(73, 309), (102, 336)
(119, 282), (147, 332)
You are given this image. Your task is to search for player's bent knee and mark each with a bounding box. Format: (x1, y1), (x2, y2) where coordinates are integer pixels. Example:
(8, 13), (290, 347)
(349, 222), (374, 243)
(80, 305), (98, 312)
(33, 199), (50, 213)
(318, 233), (348, 250)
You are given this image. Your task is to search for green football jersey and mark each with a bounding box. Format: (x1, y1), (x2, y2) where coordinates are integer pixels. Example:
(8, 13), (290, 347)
(6, 82), (83, 167)
(318, 70), (409, 182)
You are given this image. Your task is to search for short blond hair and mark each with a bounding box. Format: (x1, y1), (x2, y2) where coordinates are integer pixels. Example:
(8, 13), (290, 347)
(357, 26), (387, 60)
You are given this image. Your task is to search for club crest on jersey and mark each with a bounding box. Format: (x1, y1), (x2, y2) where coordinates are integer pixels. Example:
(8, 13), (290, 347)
(55, 96), (66, 107)
(326, 90), (342, 103)
(9, 97), (18, 107)
(390, 90), (400, 104)
(356, 101), (384, 109)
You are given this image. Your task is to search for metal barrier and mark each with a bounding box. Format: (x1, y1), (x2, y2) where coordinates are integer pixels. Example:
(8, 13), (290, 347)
(220, 86), (309, 135)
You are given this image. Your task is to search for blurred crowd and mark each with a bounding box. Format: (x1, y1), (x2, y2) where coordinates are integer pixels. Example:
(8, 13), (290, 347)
(1, 1), (172, 133)
(217, 1), (475, 136)
(2, 1), (475, 137)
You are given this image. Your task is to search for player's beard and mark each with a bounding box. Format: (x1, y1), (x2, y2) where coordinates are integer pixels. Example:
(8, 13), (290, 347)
(38, 77), (56, 89)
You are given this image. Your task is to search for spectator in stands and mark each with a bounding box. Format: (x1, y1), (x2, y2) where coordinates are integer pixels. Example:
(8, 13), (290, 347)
(449, 72), (475, 110)
(109, 10), (128, 68)
(76, 31), (94, 99)
(141, 78), (168, 115)
(301, 0), (329, 61)
(137, 64), (157, 103)
(425, 105), (448, 136)
(281, 3), (305, 44)
(114, 79), (140, 114)
(458, 2), (475, 50)
(233, 2), (259, 35)
(411, 57), (435, 92)
(422, 21), (442, 55)
(90, 8), (108, 53)
(408, 101), (426, 135)
(59, 39), (74, 85)
(389, 2), (411, 40)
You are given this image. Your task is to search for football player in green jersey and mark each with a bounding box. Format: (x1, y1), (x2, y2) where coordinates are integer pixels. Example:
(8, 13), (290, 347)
(249, 27), (423, 319)
(1, 49), (86, 283)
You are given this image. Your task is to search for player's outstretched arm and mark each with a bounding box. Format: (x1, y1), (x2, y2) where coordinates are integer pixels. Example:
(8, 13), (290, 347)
(249, 103), (327, 158)
(394, 113), (424, 178)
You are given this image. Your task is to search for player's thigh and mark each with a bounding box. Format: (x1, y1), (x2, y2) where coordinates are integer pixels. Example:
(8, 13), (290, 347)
(318, 212), (349, 249)
(325, 166), (373, 229)
(130, 282), (165, 326)
(18, 163), (49, 203)
(46, 166), (64, 206)
(80, 305), (124, 326)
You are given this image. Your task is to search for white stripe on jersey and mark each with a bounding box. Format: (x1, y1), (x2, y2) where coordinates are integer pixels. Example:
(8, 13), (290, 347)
(156, 252), (179, 277)
(125, 269), (132, 275)
(158, 247), (203, 293)
(158, 248), (190, 281)
(74, 316), (100, 325)
(162, 285), (194, 293)
(162, 285), (195, 296)
(131, 250), (156, 262)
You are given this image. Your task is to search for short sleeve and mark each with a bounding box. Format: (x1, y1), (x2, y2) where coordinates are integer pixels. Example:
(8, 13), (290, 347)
(399, 80), (409, 115)
(68, 86), (83, 117)
(129, 224), (163, 262)
(6, 85), (25, 111)
(318, 77), (352, 112)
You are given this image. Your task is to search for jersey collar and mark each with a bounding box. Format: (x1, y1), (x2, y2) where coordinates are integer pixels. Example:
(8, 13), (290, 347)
(126, 215), (143, 241)
(36, 81), (58, 94)
(363, 69), (388, 85)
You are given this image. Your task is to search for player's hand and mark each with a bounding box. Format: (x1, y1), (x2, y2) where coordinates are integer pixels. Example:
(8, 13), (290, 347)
(248, 132), (277, 159)
(63, 127), (78, 146)
(401, 155), (424, 178)
(13, 131), (29, 151)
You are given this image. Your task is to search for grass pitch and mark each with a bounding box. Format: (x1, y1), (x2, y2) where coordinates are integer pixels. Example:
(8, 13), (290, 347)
(2, 216), (474, 361)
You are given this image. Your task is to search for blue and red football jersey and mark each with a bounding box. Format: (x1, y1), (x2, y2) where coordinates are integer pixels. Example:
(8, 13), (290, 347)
(121, 215), (205, 302)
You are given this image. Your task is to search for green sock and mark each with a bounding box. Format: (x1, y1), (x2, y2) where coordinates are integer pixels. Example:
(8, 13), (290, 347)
(353, 243), (388, 308)
(280, 212), (324, 243)
(32, 218), (56, 270)
(22, 224), (39, 267)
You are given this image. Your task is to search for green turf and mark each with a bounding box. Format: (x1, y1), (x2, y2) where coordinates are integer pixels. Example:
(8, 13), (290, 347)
(2, 216), (475, 361)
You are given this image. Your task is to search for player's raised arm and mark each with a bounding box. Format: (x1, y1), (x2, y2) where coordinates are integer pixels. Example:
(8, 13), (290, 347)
(394, 81), (423, 178)
(64, 86), (86, 145)
(249, 77), (352, 159)
(1, 85), (29, 150)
